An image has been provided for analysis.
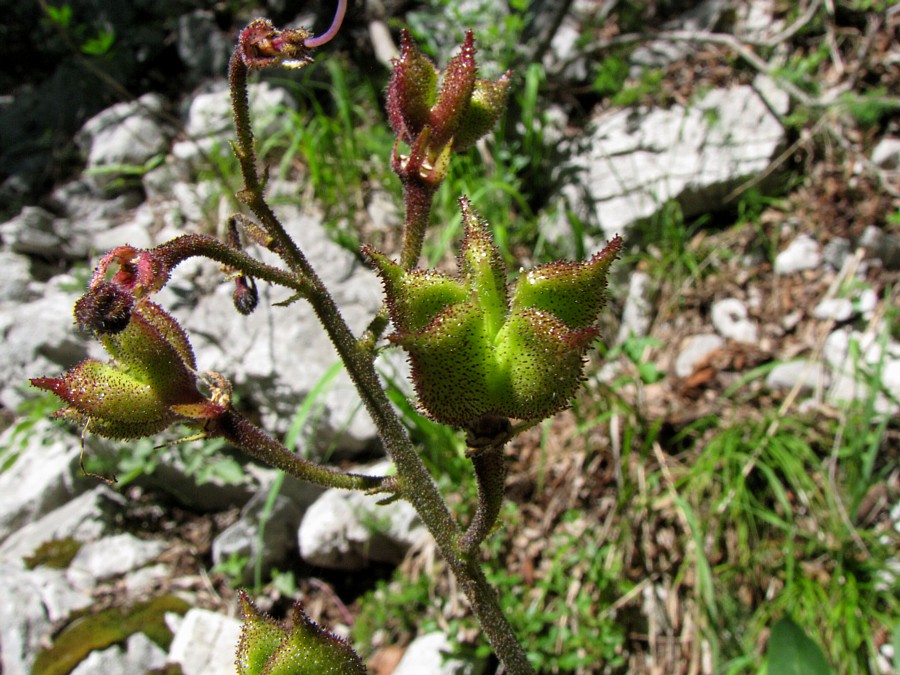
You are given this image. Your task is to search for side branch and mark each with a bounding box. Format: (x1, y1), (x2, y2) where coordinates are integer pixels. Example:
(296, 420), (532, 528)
(210, 408), (393, 493)
(153, 234), (310, 295)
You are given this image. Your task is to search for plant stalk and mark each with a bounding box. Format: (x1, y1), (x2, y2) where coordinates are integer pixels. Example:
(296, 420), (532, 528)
(228, 32), (535, 675)
(460, 443), (508, 556)
(212, 408), (390, 492)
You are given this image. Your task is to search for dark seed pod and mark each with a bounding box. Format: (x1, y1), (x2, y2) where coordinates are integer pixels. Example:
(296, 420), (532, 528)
(233, 275), (259, 315)
(74, 281), (134, 334)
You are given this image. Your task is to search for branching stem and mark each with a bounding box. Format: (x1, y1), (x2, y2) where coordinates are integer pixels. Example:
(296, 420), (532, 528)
(154, 234), (310, 296)
(211, 408), (391, 492)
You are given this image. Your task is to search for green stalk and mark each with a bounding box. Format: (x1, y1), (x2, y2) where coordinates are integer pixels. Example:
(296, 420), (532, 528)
(212, 408), (390, 492)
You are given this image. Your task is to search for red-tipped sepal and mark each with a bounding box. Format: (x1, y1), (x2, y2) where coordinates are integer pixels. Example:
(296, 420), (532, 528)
(31, 301), (223, 440)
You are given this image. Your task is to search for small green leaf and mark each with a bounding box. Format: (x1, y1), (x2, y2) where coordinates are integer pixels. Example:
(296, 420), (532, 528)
(767, 616), (833, 675)
(43, 4), (72, 28)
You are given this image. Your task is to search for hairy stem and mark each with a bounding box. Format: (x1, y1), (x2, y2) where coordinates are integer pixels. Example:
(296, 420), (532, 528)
(399, 179), (437, 270)
(212, 408), (391, 492)
(229, 50), (316, 278)
(229, 30), (534, 674)
(460, 444), (508, 556)
(153, 234), (310, 296)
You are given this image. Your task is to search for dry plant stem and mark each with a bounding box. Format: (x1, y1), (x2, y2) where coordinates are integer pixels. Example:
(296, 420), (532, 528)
(460, 443), (508, 556)
(212, 408), (390, 492)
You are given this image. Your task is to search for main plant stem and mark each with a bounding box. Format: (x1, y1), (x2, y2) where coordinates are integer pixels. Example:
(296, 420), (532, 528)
(230, 47), (534, 674)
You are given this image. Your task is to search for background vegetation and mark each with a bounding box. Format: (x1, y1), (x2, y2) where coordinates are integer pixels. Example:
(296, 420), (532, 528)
(3, 1), (898, 673)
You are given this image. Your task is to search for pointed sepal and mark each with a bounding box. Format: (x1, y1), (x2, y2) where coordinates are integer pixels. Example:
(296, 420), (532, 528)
(452, 73), (511, 151)
(386, 30), (438, 144)
(427, 31), (477, 150)
(30, 301), (223, 440)
(369, 198), (622, 427)
(511, 236), (623, 328)
(236, 592), (366, 675)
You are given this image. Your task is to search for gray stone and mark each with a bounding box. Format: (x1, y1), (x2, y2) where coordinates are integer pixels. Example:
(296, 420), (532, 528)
(132, 445), (258, 512)
(143, 157), (184, 201)
(630, 0), (730, 72)
(212, 479), (322, 585)
(298, 462), (427, 570)
(857, 288), (878, 319)
(813, 298), (854, 322)
(393, 632), (486, 675)
(823, 327), (900, 414)
(737, 0), (784, 41)
(88, 203), (155, 253)
(881, 359), (900, 410)
(0, 486), (125, 563)
(564, 79), (787, 240)
(546, 14), (589, 82)
(70, 632), (167, 675)
(0, 206), (88, 260)
(0, 564), (93, 675)
(76, 94), (170, 193)
(765, 360), (828, 392)
(859, 225), (900, 270)
(167, 608), (242, 675)
(0, 290), (88, 411)
(124, 563), (170, 597)
(185, 81), (294, 139)
(171, 179), (224, 225)
(174, 81), (295, 176)
(674, 334), (724, 378)
(66, 533), (167, 591)
(52, 179), (145, 221)
(823, 236), (851, 270)
(774, 234), (822, 275)
(176, 10), (232, 81)
(871, 137), (900, 169)
(0, 251), (34, 303)
(0, 420), (91, 546)
(615, 271), (653, 343)
(711, 298), (758, 343)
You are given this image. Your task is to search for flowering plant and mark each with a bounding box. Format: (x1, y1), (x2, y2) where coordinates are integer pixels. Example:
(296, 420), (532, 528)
(32, 4), (620, 672)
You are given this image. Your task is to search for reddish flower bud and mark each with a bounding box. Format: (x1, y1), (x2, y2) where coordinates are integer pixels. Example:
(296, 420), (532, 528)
(74, 281), (134, 334)
(232, 275), (259, 315)
(386, 30), (510, 186)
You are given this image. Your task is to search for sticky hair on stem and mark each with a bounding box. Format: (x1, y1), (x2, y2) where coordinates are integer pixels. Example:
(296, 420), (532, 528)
(305, 0), (347, 48)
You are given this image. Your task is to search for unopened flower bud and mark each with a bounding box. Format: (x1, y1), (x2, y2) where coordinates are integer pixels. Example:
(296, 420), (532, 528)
(74, 281), (135, 334)
(386, 30), (510, 187)
(233, 275), (259, 315)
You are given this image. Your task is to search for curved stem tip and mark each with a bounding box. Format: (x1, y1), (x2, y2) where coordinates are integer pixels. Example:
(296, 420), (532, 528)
(305, 0), (347, 48)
